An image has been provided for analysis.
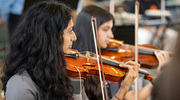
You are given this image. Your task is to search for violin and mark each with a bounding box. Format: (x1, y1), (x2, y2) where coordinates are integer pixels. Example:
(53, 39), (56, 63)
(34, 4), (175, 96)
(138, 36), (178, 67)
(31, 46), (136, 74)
(101, 39), (173, 69)
(65, 49), (154, 83)
(65, 49), (125, 82)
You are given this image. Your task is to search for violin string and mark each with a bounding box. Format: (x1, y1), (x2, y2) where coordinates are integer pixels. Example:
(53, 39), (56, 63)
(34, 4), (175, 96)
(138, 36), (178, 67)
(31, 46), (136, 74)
(126, 44), (166, 53)
(67, 64), (82, 99)
(101, 57), (150, 76)
(101, 56), (123, 65)
(74, 66), (82, 100)
(125, 44), (154, 52)
(79, 53), (124, 66)
(78, 52), (150, 76)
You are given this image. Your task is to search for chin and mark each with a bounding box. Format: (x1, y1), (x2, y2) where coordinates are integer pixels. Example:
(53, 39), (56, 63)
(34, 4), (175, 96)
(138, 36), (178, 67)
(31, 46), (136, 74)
(63, 49), (69, 54)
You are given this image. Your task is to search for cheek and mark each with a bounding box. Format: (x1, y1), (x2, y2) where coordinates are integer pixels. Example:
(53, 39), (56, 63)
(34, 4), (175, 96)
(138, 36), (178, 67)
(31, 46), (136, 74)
(63, 35), (69, 50)
(98, 30), (105, 41)
(98, 32), (106, 48)
(99, 36), (104, 44)
(63, 34), (70, 43)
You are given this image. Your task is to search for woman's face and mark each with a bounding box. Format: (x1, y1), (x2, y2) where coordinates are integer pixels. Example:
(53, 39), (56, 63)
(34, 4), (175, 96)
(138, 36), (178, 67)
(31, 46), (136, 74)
(63, 19), (77, 54)
(98, 20), (114, 49)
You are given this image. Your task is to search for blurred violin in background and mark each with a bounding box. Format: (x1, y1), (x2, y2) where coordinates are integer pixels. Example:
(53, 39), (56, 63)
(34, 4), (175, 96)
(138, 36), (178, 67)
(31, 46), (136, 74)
(101, 39), (173, 69)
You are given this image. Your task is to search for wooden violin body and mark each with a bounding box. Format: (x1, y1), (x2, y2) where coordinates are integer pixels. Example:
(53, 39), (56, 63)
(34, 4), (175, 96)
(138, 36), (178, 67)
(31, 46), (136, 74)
(65, 49), (125, 83)
(65, 49), (154, 83)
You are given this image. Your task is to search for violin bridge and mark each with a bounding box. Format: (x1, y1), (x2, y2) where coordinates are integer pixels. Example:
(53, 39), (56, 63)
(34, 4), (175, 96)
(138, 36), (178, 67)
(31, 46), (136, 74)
(85, 51), (91, 62)
(125, 45), (128, 54)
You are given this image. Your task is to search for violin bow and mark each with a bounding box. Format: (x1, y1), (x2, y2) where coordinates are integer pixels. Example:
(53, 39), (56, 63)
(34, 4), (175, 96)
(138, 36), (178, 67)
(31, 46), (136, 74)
(135, 1), (140, 100)
(109, 0), (114, 15)
(91, 17), (108, 100)
(161, 0), (166, 23)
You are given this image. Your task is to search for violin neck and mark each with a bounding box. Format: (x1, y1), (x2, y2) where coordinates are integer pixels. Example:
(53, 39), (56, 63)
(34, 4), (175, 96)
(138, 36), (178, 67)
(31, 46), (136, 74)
(101, 56), (122, 67)
(102, 45), (173, 56)
(139, 47), (173, 57)
(101, 46), (119, 52)
(101, 57), (150, 76)
(138, 69), (150, 76)
(80, 51), (151, 76)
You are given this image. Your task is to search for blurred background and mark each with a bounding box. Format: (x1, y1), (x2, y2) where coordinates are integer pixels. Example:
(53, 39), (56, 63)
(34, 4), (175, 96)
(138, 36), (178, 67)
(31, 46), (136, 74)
(0, 0), (180, 99)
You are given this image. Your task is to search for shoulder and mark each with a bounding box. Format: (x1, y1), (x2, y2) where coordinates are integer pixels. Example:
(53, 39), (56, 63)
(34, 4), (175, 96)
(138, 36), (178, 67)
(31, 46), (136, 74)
(6, 71), (39, 100)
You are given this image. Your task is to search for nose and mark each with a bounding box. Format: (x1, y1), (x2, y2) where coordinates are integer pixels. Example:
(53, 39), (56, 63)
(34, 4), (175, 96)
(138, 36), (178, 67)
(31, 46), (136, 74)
(72, 31), (77, 41)
(108, 31), (114, 39)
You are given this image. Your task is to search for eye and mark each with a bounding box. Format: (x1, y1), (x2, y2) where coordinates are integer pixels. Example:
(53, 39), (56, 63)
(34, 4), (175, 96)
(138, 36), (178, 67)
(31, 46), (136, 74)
(69, 30), (73, 34)
(103, 28), (109, 31)
(69, 27), (74, 34)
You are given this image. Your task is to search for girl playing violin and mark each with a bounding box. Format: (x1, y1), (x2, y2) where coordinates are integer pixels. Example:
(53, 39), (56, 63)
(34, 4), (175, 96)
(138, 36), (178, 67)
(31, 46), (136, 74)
(73, 5), (170, 100)
(1, 1), (140, 100)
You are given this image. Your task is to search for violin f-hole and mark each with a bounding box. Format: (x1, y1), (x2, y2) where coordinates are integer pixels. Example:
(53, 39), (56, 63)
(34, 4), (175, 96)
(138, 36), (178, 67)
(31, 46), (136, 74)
(121, 55), (134, 61)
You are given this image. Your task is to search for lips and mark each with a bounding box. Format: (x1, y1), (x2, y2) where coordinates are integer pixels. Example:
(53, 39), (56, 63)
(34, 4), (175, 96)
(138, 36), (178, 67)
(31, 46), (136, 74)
(106, 40), (110, 44)
(69, 45), (72, 49)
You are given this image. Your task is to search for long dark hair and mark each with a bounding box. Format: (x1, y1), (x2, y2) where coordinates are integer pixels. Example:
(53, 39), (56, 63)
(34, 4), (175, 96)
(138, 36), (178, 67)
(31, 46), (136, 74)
(151, 40), (180, 100)
(72, 5), (115, 53)
(72, 5), (115, 100)
(1, 1), (73, 100)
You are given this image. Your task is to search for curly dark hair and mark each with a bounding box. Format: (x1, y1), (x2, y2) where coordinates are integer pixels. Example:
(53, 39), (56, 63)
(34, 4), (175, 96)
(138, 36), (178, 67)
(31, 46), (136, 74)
(1, 1), (74, 100)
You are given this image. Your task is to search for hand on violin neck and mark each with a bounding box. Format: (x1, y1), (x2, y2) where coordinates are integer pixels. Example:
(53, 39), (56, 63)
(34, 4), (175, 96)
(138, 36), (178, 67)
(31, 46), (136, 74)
(154, 51), (170, 74)
(119, 61), (140, 90)
(113, 60), (140, 100)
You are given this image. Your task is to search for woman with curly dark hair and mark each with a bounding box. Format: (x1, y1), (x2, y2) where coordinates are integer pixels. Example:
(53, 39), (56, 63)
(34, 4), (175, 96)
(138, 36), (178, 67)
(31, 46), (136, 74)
(1, 1), (79, 100)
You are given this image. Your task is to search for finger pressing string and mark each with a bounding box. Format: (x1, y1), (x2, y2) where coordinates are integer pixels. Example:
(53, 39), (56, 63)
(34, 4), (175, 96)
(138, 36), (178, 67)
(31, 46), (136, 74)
(124, 61), (140, 72)
(119, 64), (134, 73)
